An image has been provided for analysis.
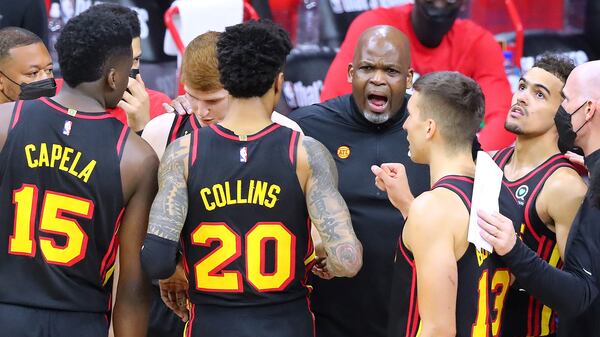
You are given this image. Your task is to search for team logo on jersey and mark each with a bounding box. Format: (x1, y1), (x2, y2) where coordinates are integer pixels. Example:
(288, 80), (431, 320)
(240, 146), (248, 163)
(515, 185), (529, 204)
(337, 145), (351, 159)
(62, 120), (72, 136)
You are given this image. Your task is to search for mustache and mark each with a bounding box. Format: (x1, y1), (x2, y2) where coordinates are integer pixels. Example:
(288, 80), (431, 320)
(511, 103), (528, 116)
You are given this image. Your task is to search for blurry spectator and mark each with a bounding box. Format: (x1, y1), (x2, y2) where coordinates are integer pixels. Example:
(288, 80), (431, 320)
(0, 0), (49, 46)
(0, 27), (55, 103)
(321, 0), (515, 150)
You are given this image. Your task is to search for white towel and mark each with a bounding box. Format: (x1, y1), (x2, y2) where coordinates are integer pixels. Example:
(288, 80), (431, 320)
(164, 0), (244, 56)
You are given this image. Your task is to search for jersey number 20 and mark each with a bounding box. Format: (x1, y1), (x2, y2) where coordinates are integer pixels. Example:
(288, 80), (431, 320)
(192, 222), (295, 292)
(8, 184), (93, 266)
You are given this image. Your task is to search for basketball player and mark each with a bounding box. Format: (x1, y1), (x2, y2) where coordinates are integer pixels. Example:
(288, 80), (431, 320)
(141, 20), (362, 337)
(492, 54), (588, 337)
(0, 8), (157, 337)
(372, 71), (520, 337)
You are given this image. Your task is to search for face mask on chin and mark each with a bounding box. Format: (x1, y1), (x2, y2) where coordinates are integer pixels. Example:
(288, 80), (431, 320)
(554, 101), (588, 155)
(0, 70), (56, 101)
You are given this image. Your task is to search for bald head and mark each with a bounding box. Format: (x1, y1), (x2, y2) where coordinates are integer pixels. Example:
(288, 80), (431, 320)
(353, 26), (410, 67)
(567, 61), (600, 101)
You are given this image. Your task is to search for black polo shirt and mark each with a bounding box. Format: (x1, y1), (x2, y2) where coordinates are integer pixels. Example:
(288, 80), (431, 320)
(290, 94), (430, 337)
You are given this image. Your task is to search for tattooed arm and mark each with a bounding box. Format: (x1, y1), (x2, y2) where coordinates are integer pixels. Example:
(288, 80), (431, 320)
(141, 135), (190, 280)
(297, 135), (362, 277)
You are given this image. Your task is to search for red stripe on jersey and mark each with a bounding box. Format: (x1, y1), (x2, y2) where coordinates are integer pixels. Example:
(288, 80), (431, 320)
(186, 303), (196, 337)
(209, 123), (282, 141)
(191, 128), (199, 166)
(39, 97), (114, 119)
(190, 113), (199, 131)
(434, 183), (472, 209)
(523, 163), (572, 241)
(289, 131), (299, 165)
(505, 156), (572, 187)
(398, 240), (419, 337)
(116, 126), (128, 157)
(170, 115), (183, 144)
(100, 208), (124, 282)
(498, 148), (514, 168)
(11, 100), (24, 129)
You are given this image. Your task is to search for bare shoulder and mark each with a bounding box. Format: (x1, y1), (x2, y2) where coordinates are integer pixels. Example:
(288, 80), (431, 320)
(544, 166), (588, 198)
(141, 113), (176, 158)
(407, 189), (468, 234)
(120, 131), (160, 202)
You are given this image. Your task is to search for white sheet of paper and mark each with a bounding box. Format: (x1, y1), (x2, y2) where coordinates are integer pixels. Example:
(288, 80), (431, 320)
(468, 151), (504, 253)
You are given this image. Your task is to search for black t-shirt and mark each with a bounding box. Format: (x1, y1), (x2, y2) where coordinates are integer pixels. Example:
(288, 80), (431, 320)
(289, 94), (430, 337)
(0, 0), (48, 45)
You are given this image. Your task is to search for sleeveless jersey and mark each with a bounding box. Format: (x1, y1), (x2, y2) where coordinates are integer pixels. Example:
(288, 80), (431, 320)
(388, 175), (520, 337)
(181, 123), (315, 307)
(494, 147), (575, 337)
(167, 113), (201, 146)
(0, 98), (128, 312)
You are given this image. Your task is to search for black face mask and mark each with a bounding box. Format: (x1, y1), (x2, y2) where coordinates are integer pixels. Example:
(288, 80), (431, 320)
(555, 101), (587, 154)
(129, 68), (140, 79)
(0, 70), (56, 101)
(418, 1), (460, 24)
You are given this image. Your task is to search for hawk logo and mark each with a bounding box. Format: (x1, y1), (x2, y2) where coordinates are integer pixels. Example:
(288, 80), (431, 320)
(337, 145), (351, 159)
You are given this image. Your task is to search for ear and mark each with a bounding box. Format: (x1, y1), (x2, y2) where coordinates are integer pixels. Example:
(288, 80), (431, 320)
(425, 119), (436, 140)
(586, 99), (597, 121)
(106, 68), (118, 90)
(347, 63), (354, 84)
(406, 68), (414, 89)
(274, 72), (284, 95)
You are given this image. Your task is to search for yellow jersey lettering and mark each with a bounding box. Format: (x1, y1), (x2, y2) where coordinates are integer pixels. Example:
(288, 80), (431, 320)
(59, 147), (74, 172)
(68, 151), (81, 176)
(264, 184), (281, 208)
(200, 188), (215, 211)
(213, 184), (227, 208)
(253, 180), (268, 205)
(38, 143), (50, 167)
(24, 144), (38, 167)
(224, 181), (237, 206)
(476, 248), (490, 267)
(236, 179), (247, 204)
(77, 160), (96, 183)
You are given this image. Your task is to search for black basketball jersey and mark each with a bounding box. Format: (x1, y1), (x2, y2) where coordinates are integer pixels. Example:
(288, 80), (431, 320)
(494, 147), (575, 337)
(0, 98), (128, 312)
(388, 175), (520, 337)
(181, 123), (315, 308)
(167, 113), (201, 146)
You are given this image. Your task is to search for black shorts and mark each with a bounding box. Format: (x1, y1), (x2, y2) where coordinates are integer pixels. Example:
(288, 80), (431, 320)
(185, 298), (314, 337)
(148, 285), (186, 337)
(0, 302), (108, 337)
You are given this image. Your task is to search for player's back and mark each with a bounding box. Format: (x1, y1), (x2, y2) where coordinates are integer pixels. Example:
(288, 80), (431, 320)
(182, 123), (315, 337)
(0, 98), (128, 312)
(388, 175), (521, 337)
(494, 147), (575, 337)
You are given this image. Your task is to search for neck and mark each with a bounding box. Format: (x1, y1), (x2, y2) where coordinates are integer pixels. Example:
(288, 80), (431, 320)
(219, 96), (273, 135)
(511, 132), (560, 168)
(580, 125), (600, 158)
(53, 82), (107, 112)
(428, 146), (475, 186)
(411, 10), (448, 48)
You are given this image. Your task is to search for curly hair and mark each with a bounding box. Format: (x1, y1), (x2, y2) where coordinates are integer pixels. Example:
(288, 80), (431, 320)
(56, 7), (132, 87)
(217, 19), (292, 98)
(533, 53), (575, 84)
(91, 3), (141, 38)
(0, 27), (42, 63)
(181, 31), (222, 92)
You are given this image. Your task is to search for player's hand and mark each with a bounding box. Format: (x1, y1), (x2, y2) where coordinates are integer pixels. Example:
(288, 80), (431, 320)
(371, 163), (414, 218)
(312, 256), (334, 280)
(477, 209), (517, 256)
(564, 151), (585, 167)
(162, 95), (194, 115)
(117, 74), (150, 132)
(159, 260), (189, 322)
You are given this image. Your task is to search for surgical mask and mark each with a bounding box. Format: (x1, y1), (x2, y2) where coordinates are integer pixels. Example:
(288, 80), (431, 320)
(0, 70), (56, 101)
(554, 101), (587, 154)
